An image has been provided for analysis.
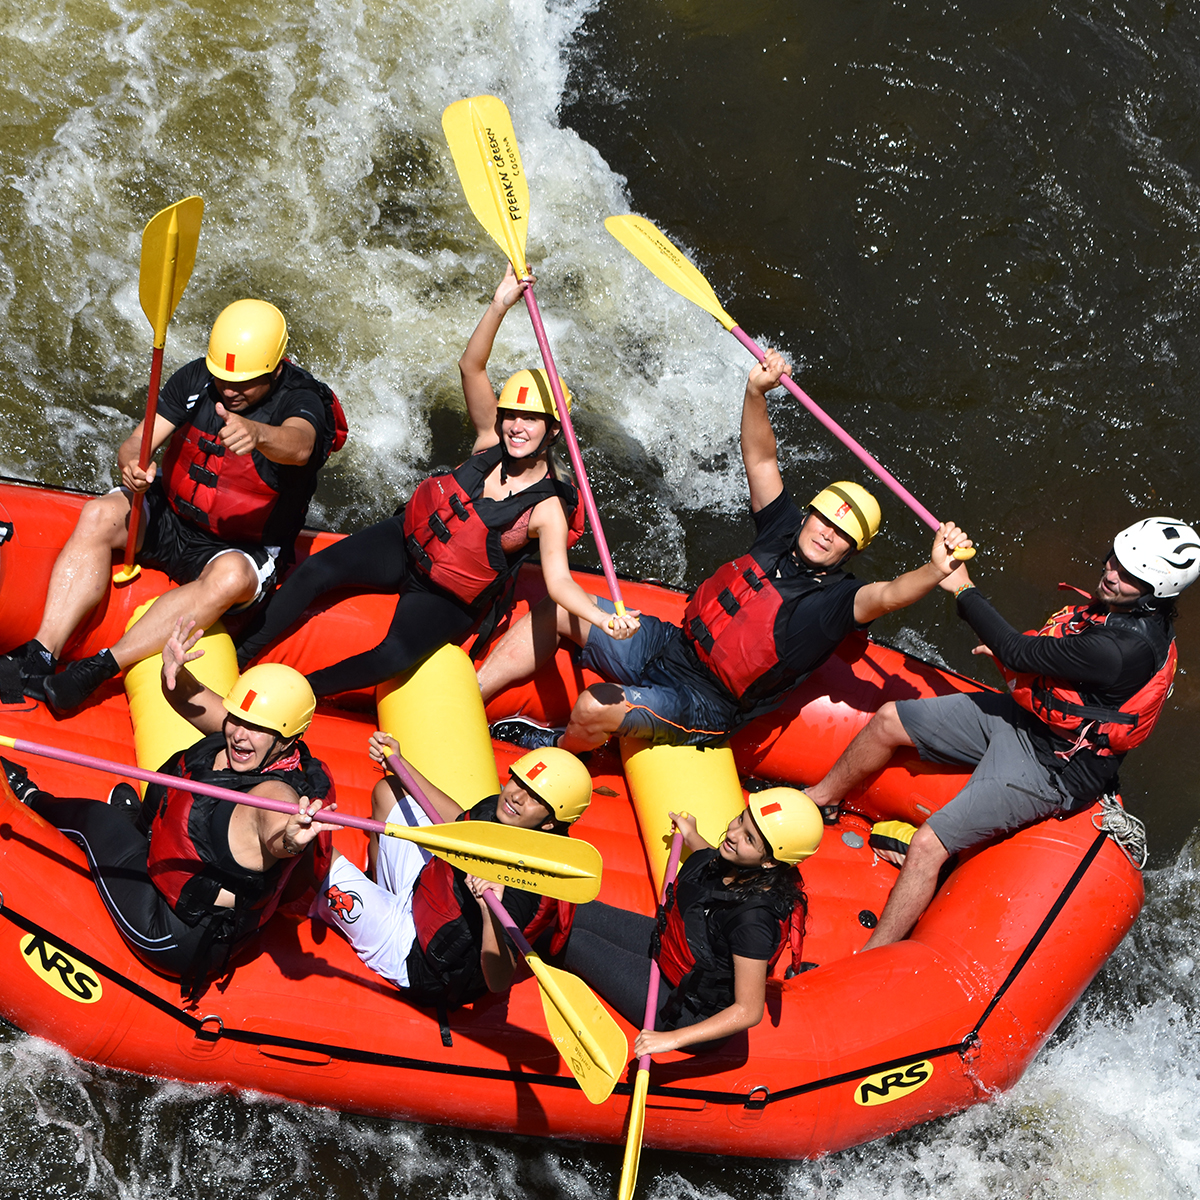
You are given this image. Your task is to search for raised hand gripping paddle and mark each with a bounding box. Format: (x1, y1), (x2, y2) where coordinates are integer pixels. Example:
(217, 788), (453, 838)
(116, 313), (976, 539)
(605, 213), (974, 561)
(385, 751), (627, 1103)
(618, 825), (684, 1200)
(442, 96), (631, 614)
(0, 734), (600, 904)
(115, 195), (205, 585)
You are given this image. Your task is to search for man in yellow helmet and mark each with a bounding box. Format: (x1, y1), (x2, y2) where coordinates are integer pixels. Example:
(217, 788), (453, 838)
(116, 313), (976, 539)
(4, 615), (337, 1001)
(315, 735), (592, 1007)
(3, 299), (344, 713)
(483, 351), (972, 750)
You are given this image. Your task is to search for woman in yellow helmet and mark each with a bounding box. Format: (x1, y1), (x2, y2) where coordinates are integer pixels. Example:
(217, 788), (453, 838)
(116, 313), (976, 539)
(236, 266), (638, 693)
(563, 789), (821, 1057)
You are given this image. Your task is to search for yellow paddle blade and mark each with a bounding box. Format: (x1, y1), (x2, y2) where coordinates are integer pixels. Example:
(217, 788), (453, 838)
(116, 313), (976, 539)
(139, 196), (204, 348)
(381, 820), (601, 904)
(442, 96), (530, 273)
(526, 954), (627, 1104)
(605, 213), (737, 332)
(617, 1066), (651, 1200)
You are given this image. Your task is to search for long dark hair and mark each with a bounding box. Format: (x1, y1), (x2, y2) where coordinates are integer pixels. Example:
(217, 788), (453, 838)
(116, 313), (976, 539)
(712, 858), (807, 920)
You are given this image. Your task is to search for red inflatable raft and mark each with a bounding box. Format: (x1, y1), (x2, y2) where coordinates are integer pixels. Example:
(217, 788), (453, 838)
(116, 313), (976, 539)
(0, 478), (1143, 1159)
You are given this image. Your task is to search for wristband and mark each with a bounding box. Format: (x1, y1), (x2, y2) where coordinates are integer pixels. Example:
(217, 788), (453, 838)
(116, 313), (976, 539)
(953, 582), (976, 598)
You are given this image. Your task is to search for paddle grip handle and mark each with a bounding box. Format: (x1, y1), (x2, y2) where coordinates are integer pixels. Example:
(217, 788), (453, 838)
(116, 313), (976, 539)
(522, 286), (627, 616)
(5, 734), (376, 834)
(637, 828), (685, 1068)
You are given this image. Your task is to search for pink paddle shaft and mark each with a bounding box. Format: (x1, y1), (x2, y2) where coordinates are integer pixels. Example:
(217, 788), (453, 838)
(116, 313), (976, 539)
(638, 828), (685, 1059)
(7, 734), (377, 834)
(730, 326), (940, 532)
(121, 344), (166, 569)
(384, 753), (532, 953)
(521, 284), (627, 611)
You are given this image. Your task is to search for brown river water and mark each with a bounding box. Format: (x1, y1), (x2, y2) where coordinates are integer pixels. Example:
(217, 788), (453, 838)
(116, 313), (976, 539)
(0, 1), (1197, 1195)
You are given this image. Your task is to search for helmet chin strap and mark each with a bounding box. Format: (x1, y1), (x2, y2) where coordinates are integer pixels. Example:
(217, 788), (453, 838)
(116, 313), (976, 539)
(791, 535), (855, 573)
(499, 422), (559, 485)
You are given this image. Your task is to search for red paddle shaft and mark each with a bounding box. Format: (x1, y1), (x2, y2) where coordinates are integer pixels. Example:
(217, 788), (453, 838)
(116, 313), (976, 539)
(730, 326), (941, 531)
(2, 734), (379, 834)
(522, 283), (627, 614)
(637, 828), (684, 1055)
(120, 345), (165, 571)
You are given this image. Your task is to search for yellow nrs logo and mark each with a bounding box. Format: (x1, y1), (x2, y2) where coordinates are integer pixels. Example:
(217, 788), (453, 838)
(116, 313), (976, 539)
(20, 933), (103, 1004)
(853, 1060), (933, 1107)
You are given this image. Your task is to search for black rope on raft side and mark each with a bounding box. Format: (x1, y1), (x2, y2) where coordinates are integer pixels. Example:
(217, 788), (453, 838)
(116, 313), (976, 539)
(0, 828), (1113, 1109)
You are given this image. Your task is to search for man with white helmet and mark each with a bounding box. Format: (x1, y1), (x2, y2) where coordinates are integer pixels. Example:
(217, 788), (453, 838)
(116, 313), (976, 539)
(485, 349), (972, 750)
(3, 615), (336, 1000)
(807, 517), (1200, 950)
(316, 735), (593, 1008)
(2, 299), (344, 712)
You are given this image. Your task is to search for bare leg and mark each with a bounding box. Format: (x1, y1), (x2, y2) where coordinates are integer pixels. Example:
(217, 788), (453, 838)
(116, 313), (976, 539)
(477, 593), (597, 702)
(805, 701), (915, 811)
(35, 492), (136, 656)
(107, 552), (259, 668)
(861, 824), (949, 949)
(560, 683), (629, 753)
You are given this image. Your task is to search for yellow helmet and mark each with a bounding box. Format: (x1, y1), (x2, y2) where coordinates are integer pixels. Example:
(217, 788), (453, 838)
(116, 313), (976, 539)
(497, 369), (571, 420)
(809, 481), (881, 550)
(206, 299), (289, 382)
(223, 664), (315, 738)
(747, 788), (824, 864)
(510, 747), (592, 824)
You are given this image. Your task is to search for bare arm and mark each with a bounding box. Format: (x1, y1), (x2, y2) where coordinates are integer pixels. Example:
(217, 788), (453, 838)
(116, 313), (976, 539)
(367, 731), (465, 823)
(469, 879), (518, 992)
(160, 617), (227, 733)
(531, 498), (641, 639)
(634, 954), (769, 1057)
(215, 408), (317, 465)
(117, 413), (178, 491)
(668, 810), (708, 853)
(740, 350), (790, 514)
(264, 790), (339, 862)
(460, 266), (531, 451)
(852, 522), (973, 624)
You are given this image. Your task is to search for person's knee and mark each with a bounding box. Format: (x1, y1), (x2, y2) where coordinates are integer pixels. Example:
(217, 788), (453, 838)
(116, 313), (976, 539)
(291, 552), (342, 593)
(869, 701), (911, 748)
(571, 683), (627, 735)
(907, 823), (949, 869)
(198, 554), (260, 607)
(73, 493), (131, 547)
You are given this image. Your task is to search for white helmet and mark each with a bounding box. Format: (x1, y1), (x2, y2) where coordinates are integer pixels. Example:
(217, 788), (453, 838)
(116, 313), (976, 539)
(1112, 518), (1200, 598)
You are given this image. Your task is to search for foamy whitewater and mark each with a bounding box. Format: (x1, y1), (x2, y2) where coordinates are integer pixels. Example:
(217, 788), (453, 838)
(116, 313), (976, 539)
(0, 0), (1197, 1195)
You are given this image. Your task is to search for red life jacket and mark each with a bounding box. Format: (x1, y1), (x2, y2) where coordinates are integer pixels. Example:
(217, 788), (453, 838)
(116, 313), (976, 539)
(1001, 603), (1176, 759)
(654, 849), (803, 1026)
(161, 361), (346, 545)
(683, 553), (843, 711)
(402, 443), (586, 607)
(145, 732), (334, 938)
(406, 799), (575, 1006)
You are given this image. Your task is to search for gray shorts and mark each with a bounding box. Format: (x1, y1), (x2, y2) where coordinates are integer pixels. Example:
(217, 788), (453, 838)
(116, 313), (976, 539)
(896, 691), (1070, 855)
